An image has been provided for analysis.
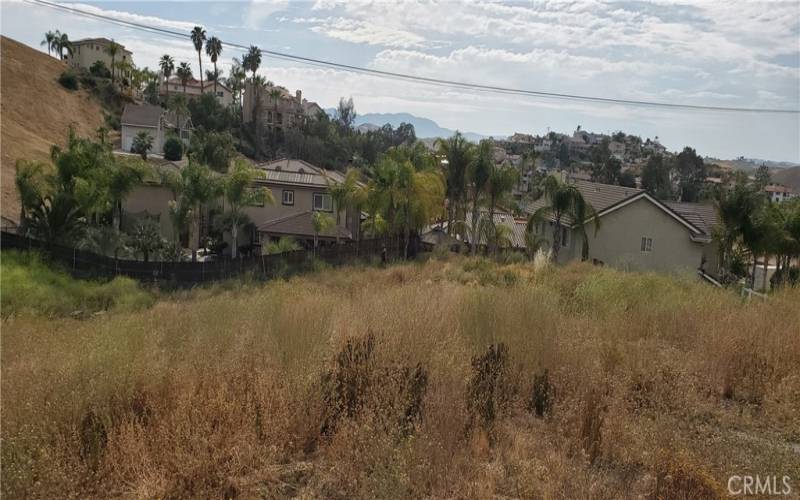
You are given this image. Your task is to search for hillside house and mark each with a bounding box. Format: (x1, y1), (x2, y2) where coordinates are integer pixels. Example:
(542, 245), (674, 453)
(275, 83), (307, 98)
(159, 77), (233, 106)
(764, 184), (796, 203)
(242, 84), (324, 131)
(63, 37), (133, 78)
(525, 177), (720, 277)
(120, 103), (192, 155)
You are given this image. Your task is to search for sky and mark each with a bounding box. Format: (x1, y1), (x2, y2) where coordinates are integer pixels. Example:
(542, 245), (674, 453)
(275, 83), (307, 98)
(2, 0), (799, 162)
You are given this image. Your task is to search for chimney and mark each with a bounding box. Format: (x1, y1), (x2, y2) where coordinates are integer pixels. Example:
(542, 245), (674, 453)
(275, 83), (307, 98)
(296, 89), (302, 101)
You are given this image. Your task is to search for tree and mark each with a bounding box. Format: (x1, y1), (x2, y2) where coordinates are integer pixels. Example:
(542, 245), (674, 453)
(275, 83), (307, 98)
(108, 156), (147, 230)
(327, 169), (362, 244)
(335, 97), (357, 131)
(221, 159), (274, 258)
(244, 45), (262, 80)
(754, 164), (771, 190)
(105, 40), (121, 84)
(205, 36), (222, 95)
(178, 160), (220, 261)
(131, 131), (153, 160)
(485, 163), (518, 254)
(526, 175), (598, 262)
(189, 130), (236, 172)
(436, 131), (473, 237)
(128, 221), (162, 262)
(167, 94), (189, 131)
(41, 30), (56, 57)
(713, 183), (764, 285)
(312, 212), (335, 258)
(176, 62), (193, 93)
(53, 31), (73, 61)
(163, 135), (184, 161)
(467, 140), (492, 254)
(641, 154), (672, 199)
(190, 26), (207, 93)
(266, 236), (300, 255)
(159, 54), (175, 97)
(227, 61), (247, 123)
(673, 147), (707, 202)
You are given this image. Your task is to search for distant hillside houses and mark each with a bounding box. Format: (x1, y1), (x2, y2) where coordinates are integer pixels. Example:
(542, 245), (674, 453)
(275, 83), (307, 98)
(160, 76), (233, 107)
(63, 37), (134, 79)
(243, 83), (324, 132)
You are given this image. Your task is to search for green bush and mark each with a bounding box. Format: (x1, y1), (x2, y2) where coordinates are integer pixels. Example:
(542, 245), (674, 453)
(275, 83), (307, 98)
(58, 69), (79, 90)
(163, 136), (183, 161)
(0, 251), (154, 318)
(89, 60), (111, 79)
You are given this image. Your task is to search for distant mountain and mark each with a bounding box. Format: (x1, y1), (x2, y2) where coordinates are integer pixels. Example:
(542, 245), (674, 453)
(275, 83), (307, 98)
(771, 166), (800, 191)
(705, 156), (800, 173)
(325, 109), (493, 142)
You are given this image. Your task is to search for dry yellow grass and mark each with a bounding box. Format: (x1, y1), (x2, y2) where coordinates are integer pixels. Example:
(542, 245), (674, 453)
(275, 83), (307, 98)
(2, 257), (799, 498)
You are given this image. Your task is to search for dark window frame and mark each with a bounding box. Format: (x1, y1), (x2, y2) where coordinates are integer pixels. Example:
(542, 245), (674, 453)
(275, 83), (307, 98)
(312, 192), (333, 212)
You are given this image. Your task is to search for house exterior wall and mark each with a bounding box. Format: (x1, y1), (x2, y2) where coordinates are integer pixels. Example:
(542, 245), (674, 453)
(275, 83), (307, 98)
(160, 81), (233, 107)
(121, 185), (175, 240)
(553, 198), (716, 276)
(66, 42), (133, 72)
(121, 125), (163, 154)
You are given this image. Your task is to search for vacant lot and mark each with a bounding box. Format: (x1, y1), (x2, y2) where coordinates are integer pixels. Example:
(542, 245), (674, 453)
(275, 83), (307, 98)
(2, 256), (799, 498)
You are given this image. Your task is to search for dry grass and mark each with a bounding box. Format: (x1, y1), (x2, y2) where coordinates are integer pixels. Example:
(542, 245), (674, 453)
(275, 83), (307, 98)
(2, 257), (799, 498)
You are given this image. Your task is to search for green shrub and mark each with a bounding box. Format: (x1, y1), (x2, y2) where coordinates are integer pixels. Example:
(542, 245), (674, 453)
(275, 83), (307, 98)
(89, 60), (111, 79)
(58, 69), (79, 90)
(163, 136), (183, 161)
(0, 250), (154, 317)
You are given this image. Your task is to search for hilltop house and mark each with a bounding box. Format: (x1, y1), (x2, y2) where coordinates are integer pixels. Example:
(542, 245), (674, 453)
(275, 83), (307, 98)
(764, 184), (796, 203)
(120, 103), (192, 155)
(526, 177), (720, 277)
(242, 83), (324, 131)
(63, 37), (133, 78)
(159, 76), (233, 106)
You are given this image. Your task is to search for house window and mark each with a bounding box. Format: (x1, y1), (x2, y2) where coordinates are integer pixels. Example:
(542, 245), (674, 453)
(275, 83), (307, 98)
(282, 189), (294, 206)
(641, 237), (653, 252)
(217, 91), (223, 97)
(250, 227), (260, 245)
(313, 192), (332, 212)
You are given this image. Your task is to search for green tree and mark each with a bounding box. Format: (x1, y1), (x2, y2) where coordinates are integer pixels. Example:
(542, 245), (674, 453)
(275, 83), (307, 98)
(189, 130), (236, 172)
(190, 26), (207, 93)
(172, 160), (221, 261)
(436, 131), (473, 237)
(131, 131), (153, 160)
(467, 140), (492, 255)
(673, 147), (707, 202)
(327, 168), (362, 244)
(312, 212), (335, 258)
(53, 31), (73, 61)
(220, 159), (274, 258)
(641, 154), (672, 199)
(163, 135), (183, 161)
(266, 236), (300, 254)
(128, 221), (163, 262)
(485, 163), (518, 254)
(526, 175), (598, 262)
(244, 45), (262, 80)
(168, 94), (189, 132)
(754, 164), (771, 190)
(176, 62), (193, 94)
(105, 40), (121, 84)
(41, 30), (56, 57)
(205, 36), (222, 95)
(159, 54), (175, 97)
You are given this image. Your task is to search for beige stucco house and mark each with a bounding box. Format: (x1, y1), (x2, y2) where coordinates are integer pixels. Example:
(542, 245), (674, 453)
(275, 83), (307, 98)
(526, 178), (720, 277)
(120, 103), (192, 155)
(64, 37), (133, 76)
(243, 83), (324, 131)
(159, 77), (233, 107)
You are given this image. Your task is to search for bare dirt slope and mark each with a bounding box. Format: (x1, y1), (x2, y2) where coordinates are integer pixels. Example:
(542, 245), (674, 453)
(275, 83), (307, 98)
(771, 165), (800, 191)
(1, 36), (104, 224)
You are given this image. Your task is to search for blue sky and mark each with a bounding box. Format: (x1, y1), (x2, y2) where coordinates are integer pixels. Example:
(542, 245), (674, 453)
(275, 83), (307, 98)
(2, 0), (799, 162)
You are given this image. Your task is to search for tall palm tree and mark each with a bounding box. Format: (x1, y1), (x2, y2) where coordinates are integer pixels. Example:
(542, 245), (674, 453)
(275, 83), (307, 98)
(105, 40), (121, 84)
(53, 32), (74, 61)
(245, 45), (262, 80)
(485, 163), (518, 254)
(327, 169), (362, 244)
(205, 36), (223, 95)
(435, 131), (473, 237)
(526, 175), (598, 262)
(41, 30), (56, 57)
(190, 26), (207, 93)
(467, 140), (492, 255)
(176, 62), (193, 94)
(221, 159), (274, 258)
(159, 54), (175, 97)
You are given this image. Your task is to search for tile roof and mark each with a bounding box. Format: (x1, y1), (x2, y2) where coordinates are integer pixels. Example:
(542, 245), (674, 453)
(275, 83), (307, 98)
(255, 159), (346, 187)
(257, 211), (352, 240)
(460, 210), (528, 249)
(664, 201), (718, 236)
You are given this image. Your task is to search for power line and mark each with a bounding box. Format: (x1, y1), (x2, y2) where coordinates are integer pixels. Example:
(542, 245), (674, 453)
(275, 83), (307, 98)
(27, 0), (800, 115)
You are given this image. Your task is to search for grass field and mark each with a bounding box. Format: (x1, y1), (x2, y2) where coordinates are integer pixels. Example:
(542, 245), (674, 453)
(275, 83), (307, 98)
(2, 254), (799, 498)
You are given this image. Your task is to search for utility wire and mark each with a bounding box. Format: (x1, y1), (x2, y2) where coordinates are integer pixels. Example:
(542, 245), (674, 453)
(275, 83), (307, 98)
(26, 0), (800, 115)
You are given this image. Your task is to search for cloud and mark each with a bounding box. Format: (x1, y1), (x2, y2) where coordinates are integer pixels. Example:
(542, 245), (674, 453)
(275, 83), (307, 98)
(293, 17), (426, 48)
(69, 2), (199, 32)
(242, 0), (289, 30)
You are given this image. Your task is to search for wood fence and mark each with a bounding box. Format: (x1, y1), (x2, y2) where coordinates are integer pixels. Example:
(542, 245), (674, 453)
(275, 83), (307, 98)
(1, 231), (429, 286)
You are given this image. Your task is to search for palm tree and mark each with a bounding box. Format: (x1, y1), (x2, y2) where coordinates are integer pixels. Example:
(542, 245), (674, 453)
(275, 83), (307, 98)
(159, 54), (175, 97)
(268, 88), (282, 129)
(205, 36), (222, 95)
(436, 131), (473, 237)
(176, 62), (193, 94)
(41, 30), (56, 57)
(485, 163), (518, 254)
(108, 157), (146, 230)
(105, 40), (121, 84)
(713, 184), (764, 283)
(526, 175), (598, 262)
(53, 32), (74, 61)
(467, 140), (492, 255)
(245, 45), (262, 80)
(221, 159), (274, 258)
(167, 94), (189, 131)
(179, 160), (220, 262)
(312, 212), (335, 258)
(190, 26), (207, 93)
(327, 169), (362, 244)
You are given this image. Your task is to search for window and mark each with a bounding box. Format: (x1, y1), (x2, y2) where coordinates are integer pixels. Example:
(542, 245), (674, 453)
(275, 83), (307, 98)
(217, 91), (223, 97)
(561, 227), (569, 247)
(313, 192), (332, 212)
(282, 189), (294, 206)
(641, 237), (653, 252)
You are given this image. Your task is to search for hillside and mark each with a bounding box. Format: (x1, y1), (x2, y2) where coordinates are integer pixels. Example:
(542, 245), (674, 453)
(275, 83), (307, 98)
(772, 165), (800, 191)
(2, 256), (798, 498)
(0, 36), (104, 225)
(327, 108), (493, 141)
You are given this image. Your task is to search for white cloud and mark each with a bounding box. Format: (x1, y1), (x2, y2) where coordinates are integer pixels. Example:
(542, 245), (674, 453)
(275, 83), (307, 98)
(243, 0), (289, 30)
(68, 2), (199, 32)
(293, 17), (426, 48)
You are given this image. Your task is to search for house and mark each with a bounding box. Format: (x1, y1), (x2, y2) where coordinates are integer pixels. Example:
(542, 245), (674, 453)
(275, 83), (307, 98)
(63, 37), (133, 77)
(525, 177), (720, 277)
(764, 184), (796, 203)
(121, 160), (183, 242)
(609, 141), (626, 161)
(120, 103), (192, 155)
(509, 133), (535, 144)
(242, 84), (324, 130)
(430, 209), (528, 252)
(643, 138), (667, 155)
(159, 77), (233, 106)
(235, 159), (361, 253)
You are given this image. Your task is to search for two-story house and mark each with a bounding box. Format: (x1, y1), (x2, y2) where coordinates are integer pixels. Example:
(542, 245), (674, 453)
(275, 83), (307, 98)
(242, 84), (324, 131)
(120, 103), (192, 155)
(63, 37), (133, 77)
(159, 77), (233, 107)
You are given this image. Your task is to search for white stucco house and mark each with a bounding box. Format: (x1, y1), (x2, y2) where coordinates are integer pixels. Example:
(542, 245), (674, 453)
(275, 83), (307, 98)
(120, 103), (192, 155)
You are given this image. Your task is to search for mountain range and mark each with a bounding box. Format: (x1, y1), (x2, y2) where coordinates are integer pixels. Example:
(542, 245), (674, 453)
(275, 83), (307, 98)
(325, 109), (493, 142)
